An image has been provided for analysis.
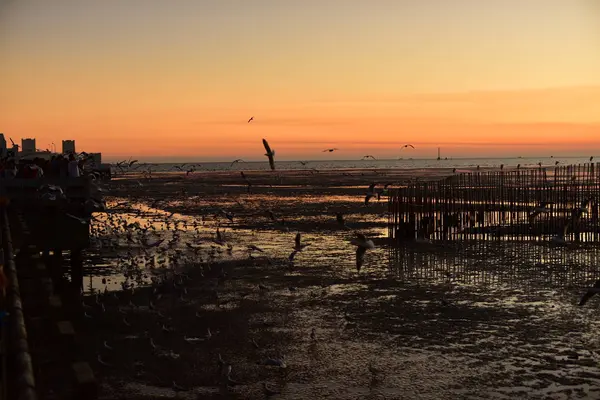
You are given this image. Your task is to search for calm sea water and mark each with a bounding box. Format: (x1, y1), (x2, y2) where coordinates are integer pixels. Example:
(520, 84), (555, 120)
(124, 156), (596, 172)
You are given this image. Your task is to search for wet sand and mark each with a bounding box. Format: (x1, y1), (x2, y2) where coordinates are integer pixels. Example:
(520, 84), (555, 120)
(50, 168), (600, 399)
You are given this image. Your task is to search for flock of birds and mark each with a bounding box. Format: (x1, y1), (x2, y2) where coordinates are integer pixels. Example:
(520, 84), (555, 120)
(260, 138), (416, 169)
(89, 203), (306, 396)
(79, 163), (394, 397)
(81, 139), (600, 398)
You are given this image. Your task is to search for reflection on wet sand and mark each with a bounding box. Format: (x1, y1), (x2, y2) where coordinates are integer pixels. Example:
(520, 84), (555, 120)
(390, 242), (600, 289)
(48, 169), (600, 399)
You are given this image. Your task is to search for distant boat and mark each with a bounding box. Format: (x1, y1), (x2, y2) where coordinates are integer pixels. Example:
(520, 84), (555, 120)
(437, 147), (441, 161)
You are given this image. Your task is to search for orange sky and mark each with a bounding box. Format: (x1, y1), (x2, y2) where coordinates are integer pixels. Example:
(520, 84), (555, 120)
(1, 1), (599, 161)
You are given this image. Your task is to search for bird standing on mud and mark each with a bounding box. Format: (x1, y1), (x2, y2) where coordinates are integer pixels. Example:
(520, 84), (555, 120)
(262, 139), (276, 170)
(336, 213), (350, 230)
(293, 233), (310, 252)
(364, 183), (378, 205)
(549, 224), (569, 246)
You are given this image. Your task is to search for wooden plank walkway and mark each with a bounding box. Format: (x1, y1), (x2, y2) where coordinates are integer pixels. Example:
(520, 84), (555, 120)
(3, 209), (98, 400)
(0, 177), (100, 399)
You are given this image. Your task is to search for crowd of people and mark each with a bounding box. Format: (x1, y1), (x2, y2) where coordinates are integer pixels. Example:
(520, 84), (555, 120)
(0, 154), (85, 179)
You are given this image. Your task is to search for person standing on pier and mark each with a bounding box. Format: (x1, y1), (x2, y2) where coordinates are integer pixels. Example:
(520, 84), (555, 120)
(67, 154), (80, 177)
(2, 159), (17, 178)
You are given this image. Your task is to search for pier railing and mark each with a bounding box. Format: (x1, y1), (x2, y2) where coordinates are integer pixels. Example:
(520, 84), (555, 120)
(1, 208), (38, 400)
(388, 163), (600, 244)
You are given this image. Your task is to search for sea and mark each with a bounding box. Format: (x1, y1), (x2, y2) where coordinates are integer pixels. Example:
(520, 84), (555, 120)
(122, 156), (597, 172)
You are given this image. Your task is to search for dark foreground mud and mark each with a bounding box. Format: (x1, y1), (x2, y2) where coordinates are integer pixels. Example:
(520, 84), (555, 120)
(31, 169), (600, 399)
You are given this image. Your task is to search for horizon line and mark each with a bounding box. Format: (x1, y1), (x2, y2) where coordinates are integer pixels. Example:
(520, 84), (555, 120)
(103, 155), (598, 164)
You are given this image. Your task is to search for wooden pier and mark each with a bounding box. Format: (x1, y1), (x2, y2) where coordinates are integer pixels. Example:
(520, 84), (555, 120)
(0, 177), (99, 399)
(388, 164), (600, 244)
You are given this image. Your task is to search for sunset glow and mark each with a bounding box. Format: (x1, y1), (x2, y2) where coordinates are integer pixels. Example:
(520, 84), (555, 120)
(1, 0), (599, 161)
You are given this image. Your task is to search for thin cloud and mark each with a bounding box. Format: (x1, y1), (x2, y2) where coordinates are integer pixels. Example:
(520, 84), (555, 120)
(226, 140), (554, 147)
(309, 85), (600, 105)
(203, 118), (352, 126)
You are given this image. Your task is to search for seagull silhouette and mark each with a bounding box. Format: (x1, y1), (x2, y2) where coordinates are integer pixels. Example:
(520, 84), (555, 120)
(364, 183), (378, 205)
(97, 355), (113, 367)
(293, 233), (310, 252)
(336, 213), (350, 230)
(263, 139), (276, 170)
(549, 224), (569, 246)
(350, 232), (375, 271)
(248, 116), (254, 123)
(576, 197), (594, 214)
(323, 148), (338, 152)
(579, 280), (600, 306)
(172, 381), (188, 392)
(362, 155), (376, 160)
(263, 382), (280, 397)
(528, 201), (553, 223)
(401, 144), (415, 149)
(66, 213), (93, 224)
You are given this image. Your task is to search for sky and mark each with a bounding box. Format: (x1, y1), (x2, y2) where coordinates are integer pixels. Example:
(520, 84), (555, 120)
(1, 0), (599, 162)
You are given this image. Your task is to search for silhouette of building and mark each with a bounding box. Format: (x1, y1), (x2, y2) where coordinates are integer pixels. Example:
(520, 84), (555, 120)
(0, 133), (6, 156)
(21, 138), (36, 155)
(88, 153), (102, 166)
(62, 140), (76, 154)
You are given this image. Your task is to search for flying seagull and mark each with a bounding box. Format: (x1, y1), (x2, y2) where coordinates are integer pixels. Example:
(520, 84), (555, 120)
(362, 155), (376, 160)
(66, 213), (93, 224)
(576, 197), (594, 214)
(350, 232), (375, 271)
(401, 144), (415, 149)
(579, 280), (600, 306)
(263, 139), (276, 170)
(323, 148), (338, 153)
(263, 382), (280, 397)
(248, 116), (254, 123)
(528, 201), (553, 223)
(230, 159), (245, 167)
